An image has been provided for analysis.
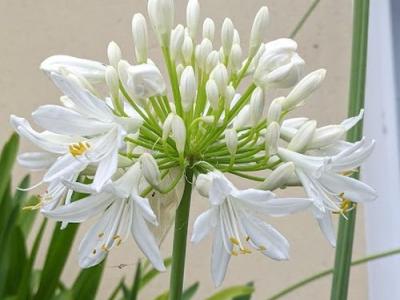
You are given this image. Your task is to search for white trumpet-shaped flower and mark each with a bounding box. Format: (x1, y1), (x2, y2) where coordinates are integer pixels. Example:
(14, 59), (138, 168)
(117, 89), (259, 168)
(126, 64), (166, 100)
(191, 171), (311, 286)
(44, 163), (165, 271)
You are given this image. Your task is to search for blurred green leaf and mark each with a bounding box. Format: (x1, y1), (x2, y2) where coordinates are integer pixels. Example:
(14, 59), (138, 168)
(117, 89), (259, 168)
(232, 282), (254, 300)
(0, 133), (19, 201)
(153, 291), (169, 300)
(71, 260), (106, 300)
(107, 279), (125, 300)
(206, 285), (255, 300)
(182, 282), (199, 300)
(139, 257), (172, 290)
(17, 195), (39, 238)
(51, 290), (74, 300)
(128, 260), (142, 300)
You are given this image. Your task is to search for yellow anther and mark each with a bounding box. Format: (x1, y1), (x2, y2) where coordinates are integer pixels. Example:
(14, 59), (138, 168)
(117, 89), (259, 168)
(92, 249), (97, 255)
(229, 237), (240, 245)
(231, 250), (239, 256)
(101, 244), (109, 252)
(245, 236), (250, 242)
(258, 245), (267, 251)
(23, 200), (42, 210)
(113, 235), (122, 246)
(240, 248), (252, 254)
(98, 233), (104, 238)
(69, 141), (90, 157)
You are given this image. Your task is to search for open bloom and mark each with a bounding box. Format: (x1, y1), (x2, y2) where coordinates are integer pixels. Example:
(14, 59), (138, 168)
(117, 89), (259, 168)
(277, 138), (377, 246)
(44, 163), (165, 270)
(191, 171), (311, 286)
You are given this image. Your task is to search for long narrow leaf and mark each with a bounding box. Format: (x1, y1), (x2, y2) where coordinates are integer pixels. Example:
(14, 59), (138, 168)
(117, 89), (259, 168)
(182, 282), (199, 300)
(0, 134), (19, 201)
(233, 282), (254, 300)
(17, 195), (39, 238)
(129, 260), (142, 300)
(71, 260), (106, 300)
(206, 285), (254, 300)
(139, 257), (172, 290)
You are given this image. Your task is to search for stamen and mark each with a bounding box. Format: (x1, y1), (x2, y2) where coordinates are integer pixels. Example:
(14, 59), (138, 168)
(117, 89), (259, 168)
(92, 249), (97, 255)
(258, 245), (267, 251)
(240, 248), (252, 254)
(229, 237), (240, 246)
(98, 233), (104, 238)
(101, 244), (109, 252)
(69, 141), (90, 157)
(231, 250), (239, 256)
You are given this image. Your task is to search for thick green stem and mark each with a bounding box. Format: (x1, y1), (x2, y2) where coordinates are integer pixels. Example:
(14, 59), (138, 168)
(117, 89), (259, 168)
(330, 1), (370, 299)
(169, 167), (194, 300)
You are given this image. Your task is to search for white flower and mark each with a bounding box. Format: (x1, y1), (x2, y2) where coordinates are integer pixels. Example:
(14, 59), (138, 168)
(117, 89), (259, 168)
(147, 0), (174, 46)
(277, 138), (377, 246)
(132, 13), (149, 64)
(186, 0), (200, 39)
(180, 66), (197, 112)
(40, 55), (106, 83)
(43, 163), (165, 271)
(249, 6), (269, 57)
(191, 171), (311, 286)
(202, 18), (215, 42)
(126, 64), (166, 99)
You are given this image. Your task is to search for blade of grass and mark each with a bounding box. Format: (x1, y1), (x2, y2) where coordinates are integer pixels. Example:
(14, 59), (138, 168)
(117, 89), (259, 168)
(290, 0), (321, 38)
(206, 285), (254, 300)
(0, 134), (19, 201)
(129, 260), (142, 300)
(182, 282), (199, 300)
(139, 257), (172, 290)
(71, 260), (106, 300)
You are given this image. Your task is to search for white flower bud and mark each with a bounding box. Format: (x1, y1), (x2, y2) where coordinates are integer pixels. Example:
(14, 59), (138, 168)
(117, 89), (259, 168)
(265, 121), (280, 156)
(186, 0), (200, 40)
(247, 43), (265, 75)
(288, 120), (317, 152)
(224, 84), (236, 108)
(180, 66), (197, 112)
(126, 64), (166, 99)
(225, 128), (238, 155)
(107, 41), (122, 69)
(182, 36), (194, 65)
(176, 64), (185, 81)
(233, 104), (251, 130)
(249, 6), (269, 57)
(132, 13), (149, 64)
(105, 66), (120, 99)
(202, 18), (215, 42)
(196, 173), (212, 197)
(249, 87), (265, 125)
(233, 29), (241, 45)
(206, 50), (220, 74)
(170, 24), (185, 61)
(267, 98), (283, 124)
(196, 38), (213, 70)
(210, 64), (229, 95)
(140, 153), (161, 187)
(259, 162), (294, 191)
(147, 0), (174, 46)
(206, 79), (220, 110)
(229, 43), (242, 73)
(200, 116), (215, 124)
(283, 69), (326, 110)
(171, 115), (186, 154)
(162, 113), (174, 141)
(309, 125), (346, 149)
(221, 18), (234, 57)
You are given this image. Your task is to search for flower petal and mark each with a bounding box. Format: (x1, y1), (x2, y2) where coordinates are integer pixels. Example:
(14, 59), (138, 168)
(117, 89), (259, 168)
(43, 154), (87, 183)
(17, 152), (57, 171)
(316, 212), (336, 247)
(209, 174), (234, 205)
(211, 223), (232, 287)
(191, 208), (217, 244)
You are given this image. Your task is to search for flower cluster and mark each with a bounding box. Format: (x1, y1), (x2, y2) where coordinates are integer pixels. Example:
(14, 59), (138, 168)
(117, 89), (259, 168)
(11, 0), (376, 286)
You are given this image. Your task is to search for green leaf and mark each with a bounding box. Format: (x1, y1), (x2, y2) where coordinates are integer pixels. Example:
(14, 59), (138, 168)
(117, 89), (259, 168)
(182, 282), (199, 300)
(71, 260), (106, 300)
(0, 134), (19, 201)
(17, 195), (39, 238)
(129, 260), (142, 300)
(107, 278), (125, 300)
(206, 285), (255, 300)
(153, 291), (169, 300)
(232, 282), (253, 300)
(51, 290), (74, 300)
(139, 257), (172, 290)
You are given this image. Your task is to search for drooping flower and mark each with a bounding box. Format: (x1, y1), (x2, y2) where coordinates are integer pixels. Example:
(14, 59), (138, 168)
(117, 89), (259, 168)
(191, 171), (311, 286)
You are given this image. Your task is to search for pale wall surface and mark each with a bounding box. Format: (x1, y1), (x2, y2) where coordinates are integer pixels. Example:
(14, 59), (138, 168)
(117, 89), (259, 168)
(0, 0), (367, 299)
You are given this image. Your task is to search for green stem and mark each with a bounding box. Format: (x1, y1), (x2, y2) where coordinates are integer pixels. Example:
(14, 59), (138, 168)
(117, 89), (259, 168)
(267, 248), (400, 300)
(290, 0), (321, 38)
(169, 167), (194, 300)
(330, 1), (370, 299)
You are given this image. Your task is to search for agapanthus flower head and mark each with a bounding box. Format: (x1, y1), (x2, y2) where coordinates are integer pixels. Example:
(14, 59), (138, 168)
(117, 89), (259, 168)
(10, 0), (376, 285)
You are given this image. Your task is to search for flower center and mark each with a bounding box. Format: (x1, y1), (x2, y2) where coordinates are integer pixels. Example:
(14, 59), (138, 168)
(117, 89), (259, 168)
(69, 142), (90, 157)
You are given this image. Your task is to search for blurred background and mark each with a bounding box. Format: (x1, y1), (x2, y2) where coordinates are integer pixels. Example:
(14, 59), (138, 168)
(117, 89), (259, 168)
(0, 0), (397, 299)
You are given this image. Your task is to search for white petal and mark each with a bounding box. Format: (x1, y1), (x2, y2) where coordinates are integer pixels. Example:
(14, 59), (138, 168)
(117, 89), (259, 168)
(43, 154), (87, 183)
(91, 144), (119, 192)
(316, 213), (336, 247)
(131, 205), (165, 271)
(32, 105), (113, 136)
(341, 109), (364, 131)
(43, 193), (113, 222)
(132, 194), (158, 225)
(209, 175), (234, 205)
(211, 223), (232, 287)
(17, 152), (57, 171)
(191, 208), (217, 244)
(282, 117), (309, 129)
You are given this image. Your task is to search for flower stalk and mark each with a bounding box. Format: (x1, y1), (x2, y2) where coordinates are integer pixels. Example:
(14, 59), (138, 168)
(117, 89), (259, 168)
(330, 0), (370, 299)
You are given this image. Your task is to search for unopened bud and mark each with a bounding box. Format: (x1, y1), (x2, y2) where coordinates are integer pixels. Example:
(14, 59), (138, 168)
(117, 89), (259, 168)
(265, 121), (280, 156)
(221, 18), (234, 57)
(171, 115), (186, 154)
(287, 120), (317, 152)
(107, 41), (122, 69)
(206, 50), (220, 74)
(249, 87), (265, 125)
(196, 173), (212, 197)
(210, 64), (229, 95)
(249, 6), (269, 57)
(126, 64), (166, 99)
(225, 84), (236, 108)
(206, 79), (220, 110)
(105, 66), (120, 99)
(225, 128), (238, 155)
(186, 0), (200, 40)
(180, 66), (197, 112)
(196, 38), (213, 70)
(267, 98), (283, 124)
(176, 64), (185, 81)
(233, 29), (241, 45)
(203, 18), (215, 42)
(259, 162), (294, 191)
(140, 153), (161, 187)
(170, 25), (185, 61)
(132, 13), (149, 63)
(182, 36), (194, 65)
(229, 43), (242, 73)
(162, 113), (174, 141)
(309, 125), (346, 149)
(147, 0), (174, 46)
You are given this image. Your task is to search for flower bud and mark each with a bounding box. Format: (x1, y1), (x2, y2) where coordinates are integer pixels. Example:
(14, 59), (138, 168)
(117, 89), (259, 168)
(176, 64), (185, 81)
(200, 116), (215, 124)
(206, 79), (220, 110)
(132, 13), (149, 64)
(259, 162), (294, 191)
(249, 87), (265, 125)
(206, 50), (220, 74)
(180, 66), (197, 112)
(162, 113), (174, 141)
(224, 84), (236, 108)
(267, 98), (283, 124)
(186, 0), (200, 40)
(182, 36), (194, 65)
(233, 29), (241, 45)
(107, 41), (122, 69)
(171, 115), (186, 154)
(196, 38), (213, 70)
(202, 18), (215, 42)
(126, 64), (166, 99)
(196, 173), (212, 197)
(221, 18), (234, 57)
(140, 153), (161, 187)
(225, 128), (238, 155)
(282, 69), (326, 111)
(249, 6), (269, 57)
(265, 121), (280, 156)
(309, 125), (346, 149)
(170, 24), (185, 61)
(147, 0), (174, 46)
(233, 105), (251, 130)
(229, 43), (242, 73)
(287, 120), (316, 152)
(105, 66), (120, 99)
(210, 64), (229, 95)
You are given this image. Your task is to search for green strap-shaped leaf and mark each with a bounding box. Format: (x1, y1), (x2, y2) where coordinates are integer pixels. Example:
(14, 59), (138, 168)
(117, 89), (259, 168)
(17, 195), (39, 238)
(129, 260), (142, 300)
(182, 282), (199, 300)
(232, 282), (254, 300)
(107, 278), (125, 300)
(206, 285), (255, 300)
(71, 260), (106, 300)
(139, 257), (172, 290)
(0, 134), (19, 201)
(153, 291), (169, 300)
